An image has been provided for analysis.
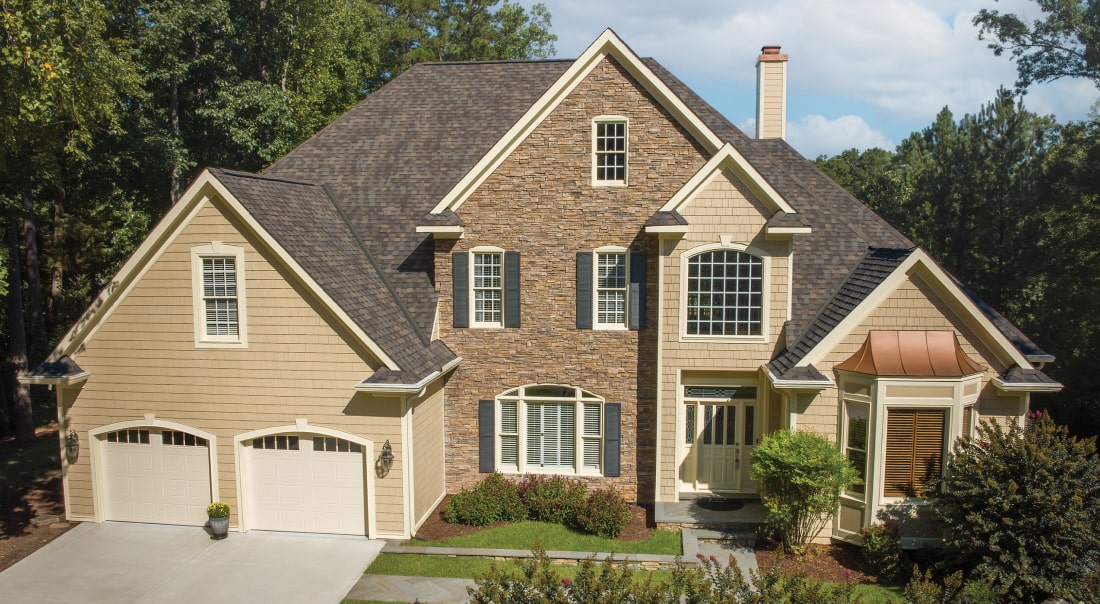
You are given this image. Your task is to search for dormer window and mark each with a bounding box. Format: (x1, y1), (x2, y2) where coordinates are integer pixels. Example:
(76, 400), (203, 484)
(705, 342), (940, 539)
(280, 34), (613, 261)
(593, 118), (627, 185)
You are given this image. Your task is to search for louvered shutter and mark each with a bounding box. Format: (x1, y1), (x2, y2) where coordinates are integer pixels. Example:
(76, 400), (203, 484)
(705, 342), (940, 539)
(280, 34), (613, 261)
(504, 251), (521, 328)
(576, 253), (593, 329)
(453, 253), (469, 328)
(478, 400), (494, 472)
(582, 404), (602, 471)
(962, 405), (974, 439)
(629, 252), (646, 330)
(603, 403), (621, 477)
(883, 409), (945, 498)
(499, 402), (518, 470)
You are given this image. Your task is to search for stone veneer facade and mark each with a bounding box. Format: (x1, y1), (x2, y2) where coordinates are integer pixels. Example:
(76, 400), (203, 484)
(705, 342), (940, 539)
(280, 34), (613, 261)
(436, 57), (709, 500)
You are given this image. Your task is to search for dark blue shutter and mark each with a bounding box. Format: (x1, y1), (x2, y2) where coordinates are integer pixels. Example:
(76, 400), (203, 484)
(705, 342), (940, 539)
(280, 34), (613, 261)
(576, 252), (593, 329)
(629, 252), (646, 330)
(452, 253), (469, 328)
(504, 251), (521, 328)
(479, 400), (494, 472)
(604, 403), (621, 477)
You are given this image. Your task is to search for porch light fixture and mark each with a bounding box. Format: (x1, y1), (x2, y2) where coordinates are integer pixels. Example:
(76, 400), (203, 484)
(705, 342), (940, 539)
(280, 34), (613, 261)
(378, 440), (395, 477)
(65, 429), (80, 462)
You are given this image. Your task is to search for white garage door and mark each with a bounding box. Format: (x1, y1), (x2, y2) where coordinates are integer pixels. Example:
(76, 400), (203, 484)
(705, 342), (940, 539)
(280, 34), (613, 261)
(103, 428), (212, 525)
(248, 434), (366, 535)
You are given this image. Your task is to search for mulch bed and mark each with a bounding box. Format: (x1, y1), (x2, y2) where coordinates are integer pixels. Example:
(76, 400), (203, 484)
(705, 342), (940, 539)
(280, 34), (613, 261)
(0, 425), (76, 574)
(413, 495), (654, 542)
(755, 537), (875, 584)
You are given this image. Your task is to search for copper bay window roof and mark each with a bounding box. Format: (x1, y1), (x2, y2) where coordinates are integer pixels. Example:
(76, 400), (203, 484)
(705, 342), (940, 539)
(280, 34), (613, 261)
(835, 330), (984, 377)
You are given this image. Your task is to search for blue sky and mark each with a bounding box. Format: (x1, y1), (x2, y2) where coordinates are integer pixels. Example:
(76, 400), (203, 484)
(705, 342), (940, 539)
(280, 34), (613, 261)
(517, 0), (1098, 158)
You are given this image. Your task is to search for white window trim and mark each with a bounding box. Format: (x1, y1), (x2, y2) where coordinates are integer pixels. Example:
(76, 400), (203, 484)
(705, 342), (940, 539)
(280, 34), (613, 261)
(469, 246), (505, 329)
(593, 245), (629, 330)
(495, 384), (605, 476)
(592, 115), (628, 187)
(678, 241), (770, 343)
(191, 242), (247, 348)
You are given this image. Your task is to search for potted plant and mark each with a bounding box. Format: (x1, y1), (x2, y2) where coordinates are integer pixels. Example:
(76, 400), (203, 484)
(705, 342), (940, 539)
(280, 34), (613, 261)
(207, 501), (230, 539)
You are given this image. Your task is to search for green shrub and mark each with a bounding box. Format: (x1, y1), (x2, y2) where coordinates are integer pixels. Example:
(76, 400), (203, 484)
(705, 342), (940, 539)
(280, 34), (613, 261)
(517, 474), (586, 524)
(903, 567), (1004, 604)
(574, 488), (632, 538)
(750, 429), (860, 555)
(928, 413), (1100, 602)
(860, 522), (902, 584)
(444, 473), (525, 526)
(206, 501), (230, 518)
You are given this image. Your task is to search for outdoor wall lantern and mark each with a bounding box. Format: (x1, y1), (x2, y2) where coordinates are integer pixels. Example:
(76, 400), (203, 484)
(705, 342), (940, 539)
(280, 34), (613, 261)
(65, 429), (80, 462)
(377, 439), (395, 478)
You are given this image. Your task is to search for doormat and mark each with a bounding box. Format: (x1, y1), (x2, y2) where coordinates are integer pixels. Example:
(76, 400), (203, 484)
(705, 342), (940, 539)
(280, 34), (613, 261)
(696, 498), (745, 512)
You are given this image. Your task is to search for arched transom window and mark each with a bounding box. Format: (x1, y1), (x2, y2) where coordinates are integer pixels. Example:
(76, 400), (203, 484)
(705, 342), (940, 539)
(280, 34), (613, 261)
(496, 385), (605, 474)
(686, 250), (763, 336)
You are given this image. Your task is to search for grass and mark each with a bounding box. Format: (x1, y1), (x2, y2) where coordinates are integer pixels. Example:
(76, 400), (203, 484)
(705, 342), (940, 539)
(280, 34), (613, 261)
(408, 520), (681, 555)
(854, 583), (906, 603)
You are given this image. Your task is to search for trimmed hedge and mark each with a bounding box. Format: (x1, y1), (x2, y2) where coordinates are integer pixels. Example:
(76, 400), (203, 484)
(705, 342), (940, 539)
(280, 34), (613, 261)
(443, 472), (525, 526)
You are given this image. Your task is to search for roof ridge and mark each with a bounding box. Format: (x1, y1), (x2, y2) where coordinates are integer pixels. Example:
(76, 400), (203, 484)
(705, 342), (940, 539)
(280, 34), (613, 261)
(318, 184), (434, 350)
(414, 58), (575, 66)
(215, 168), (318, 188)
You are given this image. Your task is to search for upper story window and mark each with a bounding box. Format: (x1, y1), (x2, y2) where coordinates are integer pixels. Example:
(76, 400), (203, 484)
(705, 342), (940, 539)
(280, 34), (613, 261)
(452, 248), (520, 329)
(576, 249), (645, 330)
(596, 252), (627, 325)
(473, 252), (503, 325)
(593, 118), (627, 185)
(685, 249), (763, 337)
(192, 242), (247, 347)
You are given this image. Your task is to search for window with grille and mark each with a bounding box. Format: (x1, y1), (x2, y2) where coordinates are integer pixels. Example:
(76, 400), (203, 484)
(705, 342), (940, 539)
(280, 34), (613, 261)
(596, 252), (627, 325)
(162, 431), (208, 447)
(313, 436), (362, 453)
(594, 120), (627, 183)
(496, 385), (604, 474)
(106, 429), (149, 444)
(883, 409), (946, 498)
(686, 250), (763, 336)
(203, 258), (238, 337)
(253, 435), (299, 450)
(473, 252), (503, 325)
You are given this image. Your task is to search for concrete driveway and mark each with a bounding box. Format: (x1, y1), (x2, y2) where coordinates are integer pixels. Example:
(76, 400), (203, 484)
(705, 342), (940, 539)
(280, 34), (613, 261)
(0, 522), (384, 604)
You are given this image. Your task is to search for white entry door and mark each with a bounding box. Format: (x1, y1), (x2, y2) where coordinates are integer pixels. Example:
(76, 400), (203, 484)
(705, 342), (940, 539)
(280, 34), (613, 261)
(679, 386), (760, 495)
(103, 428), (212, 525)
(247, 434), (366, 535)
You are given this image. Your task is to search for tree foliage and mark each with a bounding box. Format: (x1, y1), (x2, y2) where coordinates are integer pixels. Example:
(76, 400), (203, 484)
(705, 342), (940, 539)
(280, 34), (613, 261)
(0, 0), (554, 437)
(750, 430), (860, 556)
(973, 0), (1100, 90)
(928, 414), (1100, 602)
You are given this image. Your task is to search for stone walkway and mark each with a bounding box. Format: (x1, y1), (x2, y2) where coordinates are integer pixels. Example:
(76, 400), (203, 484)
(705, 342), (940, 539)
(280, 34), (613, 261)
(344, 528), (757, 603)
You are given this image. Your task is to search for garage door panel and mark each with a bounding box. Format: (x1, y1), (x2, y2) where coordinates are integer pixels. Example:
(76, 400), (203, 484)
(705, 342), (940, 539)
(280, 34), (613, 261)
(248, 435), (366, 535)
(102, 430), (211, 526)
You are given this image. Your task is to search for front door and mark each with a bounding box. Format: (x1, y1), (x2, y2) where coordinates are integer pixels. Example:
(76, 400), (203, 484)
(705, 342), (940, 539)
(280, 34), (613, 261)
(679, 386), (759, 495)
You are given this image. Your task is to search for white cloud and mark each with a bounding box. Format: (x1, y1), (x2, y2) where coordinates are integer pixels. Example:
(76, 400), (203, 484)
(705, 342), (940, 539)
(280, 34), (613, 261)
(523, 0), (1099, 140)
(740, 115), (894, 158)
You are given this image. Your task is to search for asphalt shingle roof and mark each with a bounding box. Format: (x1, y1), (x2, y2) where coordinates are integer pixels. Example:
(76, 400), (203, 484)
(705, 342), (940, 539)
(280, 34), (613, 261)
(211, 169), (455, 382)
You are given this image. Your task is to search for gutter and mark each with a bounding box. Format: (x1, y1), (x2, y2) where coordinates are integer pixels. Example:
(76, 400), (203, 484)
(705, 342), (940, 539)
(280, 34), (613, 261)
(354, 356), (462, 396)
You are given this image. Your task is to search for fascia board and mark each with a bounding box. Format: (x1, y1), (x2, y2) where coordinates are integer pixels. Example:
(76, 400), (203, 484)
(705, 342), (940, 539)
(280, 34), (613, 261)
(430, 28), (724, 216)
(799, 249), (1032, 369)
(766, 368), (835, 391)
(644, 225), (689, 235)
(18, 372), (91, 386)
(991, 377), (1063, 393)
(203, 176), (400, 371)
(414, 225), (465, 239)
(49, 170), (221, 362)
(659, 143), (795, 215)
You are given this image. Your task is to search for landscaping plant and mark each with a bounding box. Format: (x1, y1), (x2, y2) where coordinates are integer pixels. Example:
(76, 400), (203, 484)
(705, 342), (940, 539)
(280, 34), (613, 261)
(517, 474), (587, 525)
(860, 522), (903, 584)
(928, 412), (1100, 602)
(574, 488), (632, 538)
(206, 501), (230, 519)
(750, 429), (860, 555)
(444, 472), (526, 526)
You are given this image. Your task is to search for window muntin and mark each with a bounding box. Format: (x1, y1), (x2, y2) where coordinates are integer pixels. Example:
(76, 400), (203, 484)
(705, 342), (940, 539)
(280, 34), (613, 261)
(596, 252), (627, 326)
(162, 430), (208, 447)
(883, 409), (946, 498)
(473, 252), (503, 325)
(313, 436), (362, 453)
(106, 429), (150, 444)
(844, 403), (869, 495)
(594, 120), (627, 183)
(203, 257), (239, 337)
(253, 435), (300, 450)
(686, 250), (763, 336)
(497, 385), (604, 474)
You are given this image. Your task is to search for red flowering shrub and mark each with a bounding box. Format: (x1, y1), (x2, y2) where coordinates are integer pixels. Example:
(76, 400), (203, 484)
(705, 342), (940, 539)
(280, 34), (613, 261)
(517, 474), (586, 524)
(574, 488), (632, 538)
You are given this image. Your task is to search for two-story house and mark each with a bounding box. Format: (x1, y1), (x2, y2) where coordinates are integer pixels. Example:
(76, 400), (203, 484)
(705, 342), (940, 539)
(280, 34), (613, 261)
(25, 30), (1059, 544)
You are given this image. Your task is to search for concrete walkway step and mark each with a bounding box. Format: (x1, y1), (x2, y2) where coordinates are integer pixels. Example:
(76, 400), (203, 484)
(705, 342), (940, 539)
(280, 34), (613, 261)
(693, 527), (757, 546)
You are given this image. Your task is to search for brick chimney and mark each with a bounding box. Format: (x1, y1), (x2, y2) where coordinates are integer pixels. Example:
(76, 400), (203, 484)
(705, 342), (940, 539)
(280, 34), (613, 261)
(756, 45), (788, 140)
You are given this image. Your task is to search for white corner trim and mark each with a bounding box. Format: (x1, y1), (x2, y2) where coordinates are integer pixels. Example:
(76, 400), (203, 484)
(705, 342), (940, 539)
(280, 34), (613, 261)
(659, 143), (795, 215)
(415, 225), (465, 239)
(798, 249), (1032, 370)
(430, 28), (723, 216)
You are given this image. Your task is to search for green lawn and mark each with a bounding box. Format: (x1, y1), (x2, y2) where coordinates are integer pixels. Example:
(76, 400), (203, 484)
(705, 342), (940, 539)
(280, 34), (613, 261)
(406, 520), (681, 555)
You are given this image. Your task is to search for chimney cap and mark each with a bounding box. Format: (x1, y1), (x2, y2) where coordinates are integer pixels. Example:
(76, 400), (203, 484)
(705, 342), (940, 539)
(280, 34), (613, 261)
(761, 45), (782, 54)
(758, 45), (788, 62)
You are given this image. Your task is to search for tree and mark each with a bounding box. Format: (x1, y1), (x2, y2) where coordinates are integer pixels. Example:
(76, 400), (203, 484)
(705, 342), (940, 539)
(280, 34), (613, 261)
(815, 147), (913, 231)
(973, 0), (1100, 90)
(750, 430), (860, 555)
(929, 413), (1100, 602)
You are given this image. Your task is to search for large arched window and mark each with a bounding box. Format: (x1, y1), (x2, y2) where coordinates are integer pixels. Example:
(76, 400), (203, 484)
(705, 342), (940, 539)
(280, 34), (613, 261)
(686, 249), (763, 336)
(495, 385), (607, 475)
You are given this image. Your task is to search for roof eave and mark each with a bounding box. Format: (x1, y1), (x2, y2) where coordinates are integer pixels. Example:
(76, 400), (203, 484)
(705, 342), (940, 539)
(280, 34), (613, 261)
(765, 226), (812, 238)
(991, 376), (1064, 393)
(354, 356), (462, 395)
(644, 225), (688, 235)
(415, 225), (465, 239)
(765, 368), (835, 392)
(19, 371), (90, 387)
